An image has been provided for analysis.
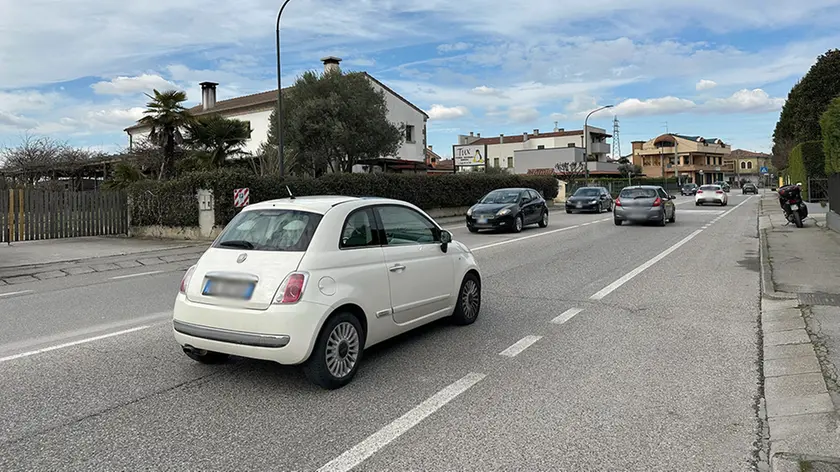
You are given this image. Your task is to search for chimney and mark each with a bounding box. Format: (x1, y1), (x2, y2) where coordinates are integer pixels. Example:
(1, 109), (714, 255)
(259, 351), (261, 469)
(469, 131), (474, 136)
(523, 132), (529, 142)
(477, 133), (481, 137)
(554, 121), (559, 132)
(500, 133), (504, 144)
(321, 56), (342, 74)
(199, 81), (218, 111)
(427, 145), (433, 151)
(533, 129), (539, 135)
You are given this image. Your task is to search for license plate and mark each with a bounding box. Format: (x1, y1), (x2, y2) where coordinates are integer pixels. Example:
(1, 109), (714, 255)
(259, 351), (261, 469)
(478, 218), (488, 224)
(576, 203), (582, 208)
(789, 204), (799, 210)
(202, 279), (255, 300)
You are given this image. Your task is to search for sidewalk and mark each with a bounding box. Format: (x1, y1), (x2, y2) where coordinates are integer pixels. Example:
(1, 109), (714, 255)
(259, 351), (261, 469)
(0, 236), (206, 285)
(759, 193), (840, 471)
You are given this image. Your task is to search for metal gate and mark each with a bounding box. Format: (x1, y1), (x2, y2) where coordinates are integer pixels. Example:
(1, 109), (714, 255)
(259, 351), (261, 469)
(1, 189), (128, 243)
(807, 178), (829, 202)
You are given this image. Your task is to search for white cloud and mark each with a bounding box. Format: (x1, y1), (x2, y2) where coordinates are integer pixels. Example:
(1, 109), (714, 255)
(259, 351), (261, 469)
(612, 96), (697, 117)
(0, 90), (62, 113)
(704, 88), (785, 113)
(471, 86), (504, 96)
(696, 79), (717, 90)
(343, 58), (376, 67)
(91, 74), (179, 95)
(437, 42), (472, 53)
(427, 104), (470, 120)
(83, 107), (146, 127)
(0, 111), (38, 130)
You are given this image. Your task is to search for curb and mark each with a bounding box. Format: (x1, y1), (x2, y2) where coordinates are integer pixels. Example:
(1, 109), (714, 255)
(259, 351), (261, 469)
(0, 247), (206, 286)
(758, 197), (797, 301)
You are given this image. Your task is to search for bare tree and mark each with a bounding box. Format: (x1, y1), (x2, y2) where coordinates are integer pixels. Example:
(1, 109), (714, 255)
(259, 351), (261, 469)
(554, 161), (587, 184)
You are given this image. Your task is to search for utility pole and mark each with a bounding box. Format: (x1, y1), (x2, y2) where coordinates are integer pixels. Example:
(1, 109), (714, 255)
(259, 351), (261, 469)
(611, 116), (621, 161)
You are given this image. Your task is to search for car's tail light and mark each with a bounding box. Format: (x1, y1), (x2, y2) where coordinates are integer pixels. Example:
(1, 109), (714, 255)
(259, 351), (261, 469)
(652, 197), (662, 207)
(179, 265), (196, 293)
(274, 272), (307, 304)
(614, 197), (621, 207)
(716, 190), (724, 194)
(697, 190), (703, 194)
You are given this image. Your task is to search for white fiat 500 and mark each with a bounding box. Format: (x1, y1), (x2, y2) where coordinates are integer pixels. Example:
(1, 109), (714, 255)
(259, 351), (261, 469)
(173, 196), (482, 389)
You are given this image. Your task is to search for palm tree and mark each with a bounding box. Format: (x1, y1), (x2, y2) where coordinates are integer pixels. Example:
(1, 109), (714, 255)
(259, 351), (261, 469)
(137, 89), (192, 180)
(185, 115), (252, 168)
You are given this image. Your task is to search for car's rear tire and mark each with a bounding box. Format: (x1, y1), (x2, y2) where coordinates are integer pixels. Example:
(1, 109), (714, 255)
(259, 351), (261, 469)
(538, 210), (548, 228)
(614, 218), (622, 226)
(658, 211), (667, 226)
(695, 202), (700, 206)
(468, 226), (478, 233)
(451, 273), (481, 326)
(184, 347), (229, 364)
(512, 215), (523, 233)
(668, 211), (676, 223)
(303, 312), (364, 390)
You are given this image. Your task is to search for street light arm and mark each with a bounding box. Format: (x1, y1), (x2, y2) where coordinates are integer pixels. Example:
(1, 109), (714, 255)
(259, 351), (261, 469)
(583, 104), (613, 185)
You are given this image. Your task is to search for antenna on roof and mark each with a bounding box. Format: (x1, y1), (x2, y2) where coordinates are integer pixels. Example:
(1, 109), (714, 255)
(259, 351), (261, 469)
(286, 185), (295, 199)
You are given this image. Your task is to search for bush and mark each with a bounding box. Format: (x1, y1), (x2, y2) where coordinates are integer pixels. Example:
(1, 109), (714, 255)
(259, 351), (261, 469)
(787, 141), (826, 195)
(820, 97), (840, 175)
(127, 170), (559, 227)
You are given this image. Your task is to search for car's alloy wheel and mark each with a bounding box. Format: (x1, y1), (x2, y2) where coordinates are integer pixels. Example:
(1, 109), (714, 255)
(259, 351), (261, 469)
(304, 313), (364, 389)
(452, 273), (481, 325)
(512, 215), (523, 233)
(539, 211), (548, 228)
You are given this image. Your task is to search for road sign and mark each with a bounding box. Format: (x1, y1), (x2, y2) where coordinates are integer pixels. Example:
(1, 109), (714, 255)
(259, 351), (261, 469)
(760, 166), (769, 175)
(233, 188), (250, 208)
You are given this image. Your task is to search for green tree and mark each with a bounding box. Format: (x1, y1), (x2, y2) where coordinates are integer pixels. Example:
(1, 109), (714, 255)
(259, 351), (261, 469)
(185, 114), (252, 169)
(820, 96), (840, 174)
(102, 161), (145, 190)
(772, 49), (840, 170)
(618, 163), (642, 177)
(263, 69), (404, 176)
(138, 89), (193, 180)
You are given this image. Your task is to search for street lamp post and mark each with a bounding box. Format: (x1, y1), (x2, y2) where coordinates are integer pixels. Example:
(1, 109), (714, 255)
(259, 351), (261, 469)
(275, 0), (293, 177)
(584, 105), (614, 185)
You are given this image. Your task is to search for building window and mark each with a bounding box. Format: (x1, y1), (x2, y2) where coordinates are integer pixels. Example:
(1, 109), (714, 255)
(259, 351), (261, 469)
(741, 161), (746, 169)
(747, 161), (753, 170)
(507, 156), (513, 168)
(494, 158), (500, 167)
(405, 125), (415, 143)
(683, 156), (690, 166)
(537, 145), (545, 150)
(567, 143), (575, 148)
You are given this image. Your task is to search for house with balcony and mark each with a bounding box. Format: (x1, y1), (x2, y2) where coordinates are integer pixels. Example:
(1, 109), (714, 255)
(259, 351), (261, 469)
(451, 126), (618, 175)
(725, 149), (773, 185)
(631, 134), (732, 185)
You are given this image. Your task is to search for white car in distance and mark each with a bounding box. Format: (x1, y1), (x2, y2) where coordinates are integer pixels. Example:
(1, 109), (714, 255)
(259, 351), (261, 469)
(695, 185), (728, 206)
(173, 195), (482, 389)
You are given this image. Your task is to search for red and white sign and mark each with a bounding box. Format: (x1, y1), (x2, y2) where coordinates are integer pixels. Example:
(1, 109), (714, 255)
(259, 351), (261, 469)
(233, 188), (250, 208)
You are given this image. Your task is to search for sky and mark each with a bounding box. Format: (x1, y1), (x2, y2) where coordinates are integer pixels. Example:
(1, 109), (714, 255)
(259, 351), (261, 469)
(2, 0), (840, 159)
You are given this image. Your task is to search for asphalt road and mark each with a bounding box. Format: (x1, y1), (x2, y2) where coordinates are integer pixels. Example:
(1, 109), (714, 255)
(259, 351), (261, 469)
(0, 195), (764, 471)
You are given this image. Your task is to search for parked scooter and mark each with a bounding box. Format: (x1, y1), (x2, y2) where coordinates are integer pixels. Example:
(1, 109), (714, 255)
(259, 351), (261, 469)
(777, 183), (808, 228)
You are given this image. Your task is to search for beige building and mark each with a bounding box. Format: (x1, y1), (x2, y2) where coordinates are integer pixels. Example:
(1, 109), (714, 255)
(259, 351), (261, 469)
(726, 149), (773, 184)
(452, 126), (611, 172)
(631, 134), (733, 185)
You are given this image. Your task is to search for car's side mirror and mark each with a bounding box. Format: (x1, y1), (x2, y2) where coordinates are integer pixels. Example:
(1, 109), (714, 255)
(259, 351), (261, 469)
(440, 230), (452, 252)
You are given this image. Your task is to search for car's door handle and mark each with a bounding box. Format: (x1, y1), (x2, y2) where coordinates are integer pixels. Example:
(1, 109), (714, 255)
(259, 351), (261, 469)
(389, 264), (406, 272)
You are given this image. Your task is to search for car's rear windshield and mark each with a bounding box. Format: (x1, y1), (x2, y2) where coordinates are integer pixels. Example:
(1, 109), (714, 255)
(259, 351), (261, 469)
(574, 188), (601, 196)
(480, 190), (520, 204)
(619, 188), (657, 199)
(700, 185), (719, 191)
(213, 209), (323, 252)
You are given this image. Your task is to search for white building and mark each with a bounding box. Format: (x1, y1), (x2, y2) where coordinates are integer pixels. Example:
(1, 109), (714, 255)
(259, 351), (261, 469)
(124, 57), (430, 170)
(452, 126), (616, 174)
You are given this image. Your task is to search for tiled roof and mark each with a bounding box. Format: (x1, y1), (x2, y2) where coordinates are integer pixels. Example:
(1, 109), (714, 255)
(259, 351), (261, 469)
(730, 149), (772, 158)
(125, 71), (428, 132)
(469, 129), (611, 146)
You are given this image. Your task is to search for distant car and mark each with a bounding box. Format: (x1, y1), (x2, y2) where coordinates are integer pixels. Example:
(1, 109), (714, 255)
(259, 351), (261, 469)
(173, 195), (481, 390)
(714, 181), (731, 192)
(613, 185), (676, 227)
(681, 183), (698, 196)
(742, 182), (758, 194)
(466, 187), (549, 233)
(565, 186), (613, 213)
(696, 185), (728, 206)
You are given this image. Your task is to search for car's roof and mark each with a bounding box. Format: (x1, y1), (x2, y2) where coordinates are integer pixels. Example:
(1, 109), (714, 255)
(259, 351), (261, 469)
(489, 187), (530, 192)
(243, 195), (404, 214)
(622, 185), (661, 189)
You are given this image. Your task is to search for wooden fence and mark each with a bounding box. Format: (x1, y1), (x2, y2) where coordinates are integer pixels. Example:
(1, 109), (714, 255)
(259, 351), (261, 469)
(0, 189), (128, 243)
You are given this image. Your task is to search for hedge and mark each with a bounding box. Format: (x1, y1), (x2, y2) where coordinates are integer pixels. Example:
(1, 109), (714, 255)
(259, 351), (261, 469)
(127, 170), (559, 227)
(787, 141), (826, 195)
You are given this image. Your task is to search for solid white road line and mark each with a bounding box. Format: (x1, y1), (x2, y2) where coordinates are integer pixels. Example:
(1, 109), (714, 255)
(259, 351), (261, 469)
(0, 325), (151, 364)
(316, 372), (486, 472)
(471, 218), (611, 252)
(551, 307), (584, 325)
(111, 270), (164, 280)
(0, 290), (33, 298)
(589, 196), (754, 300)
(499, 335), (542, 357)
